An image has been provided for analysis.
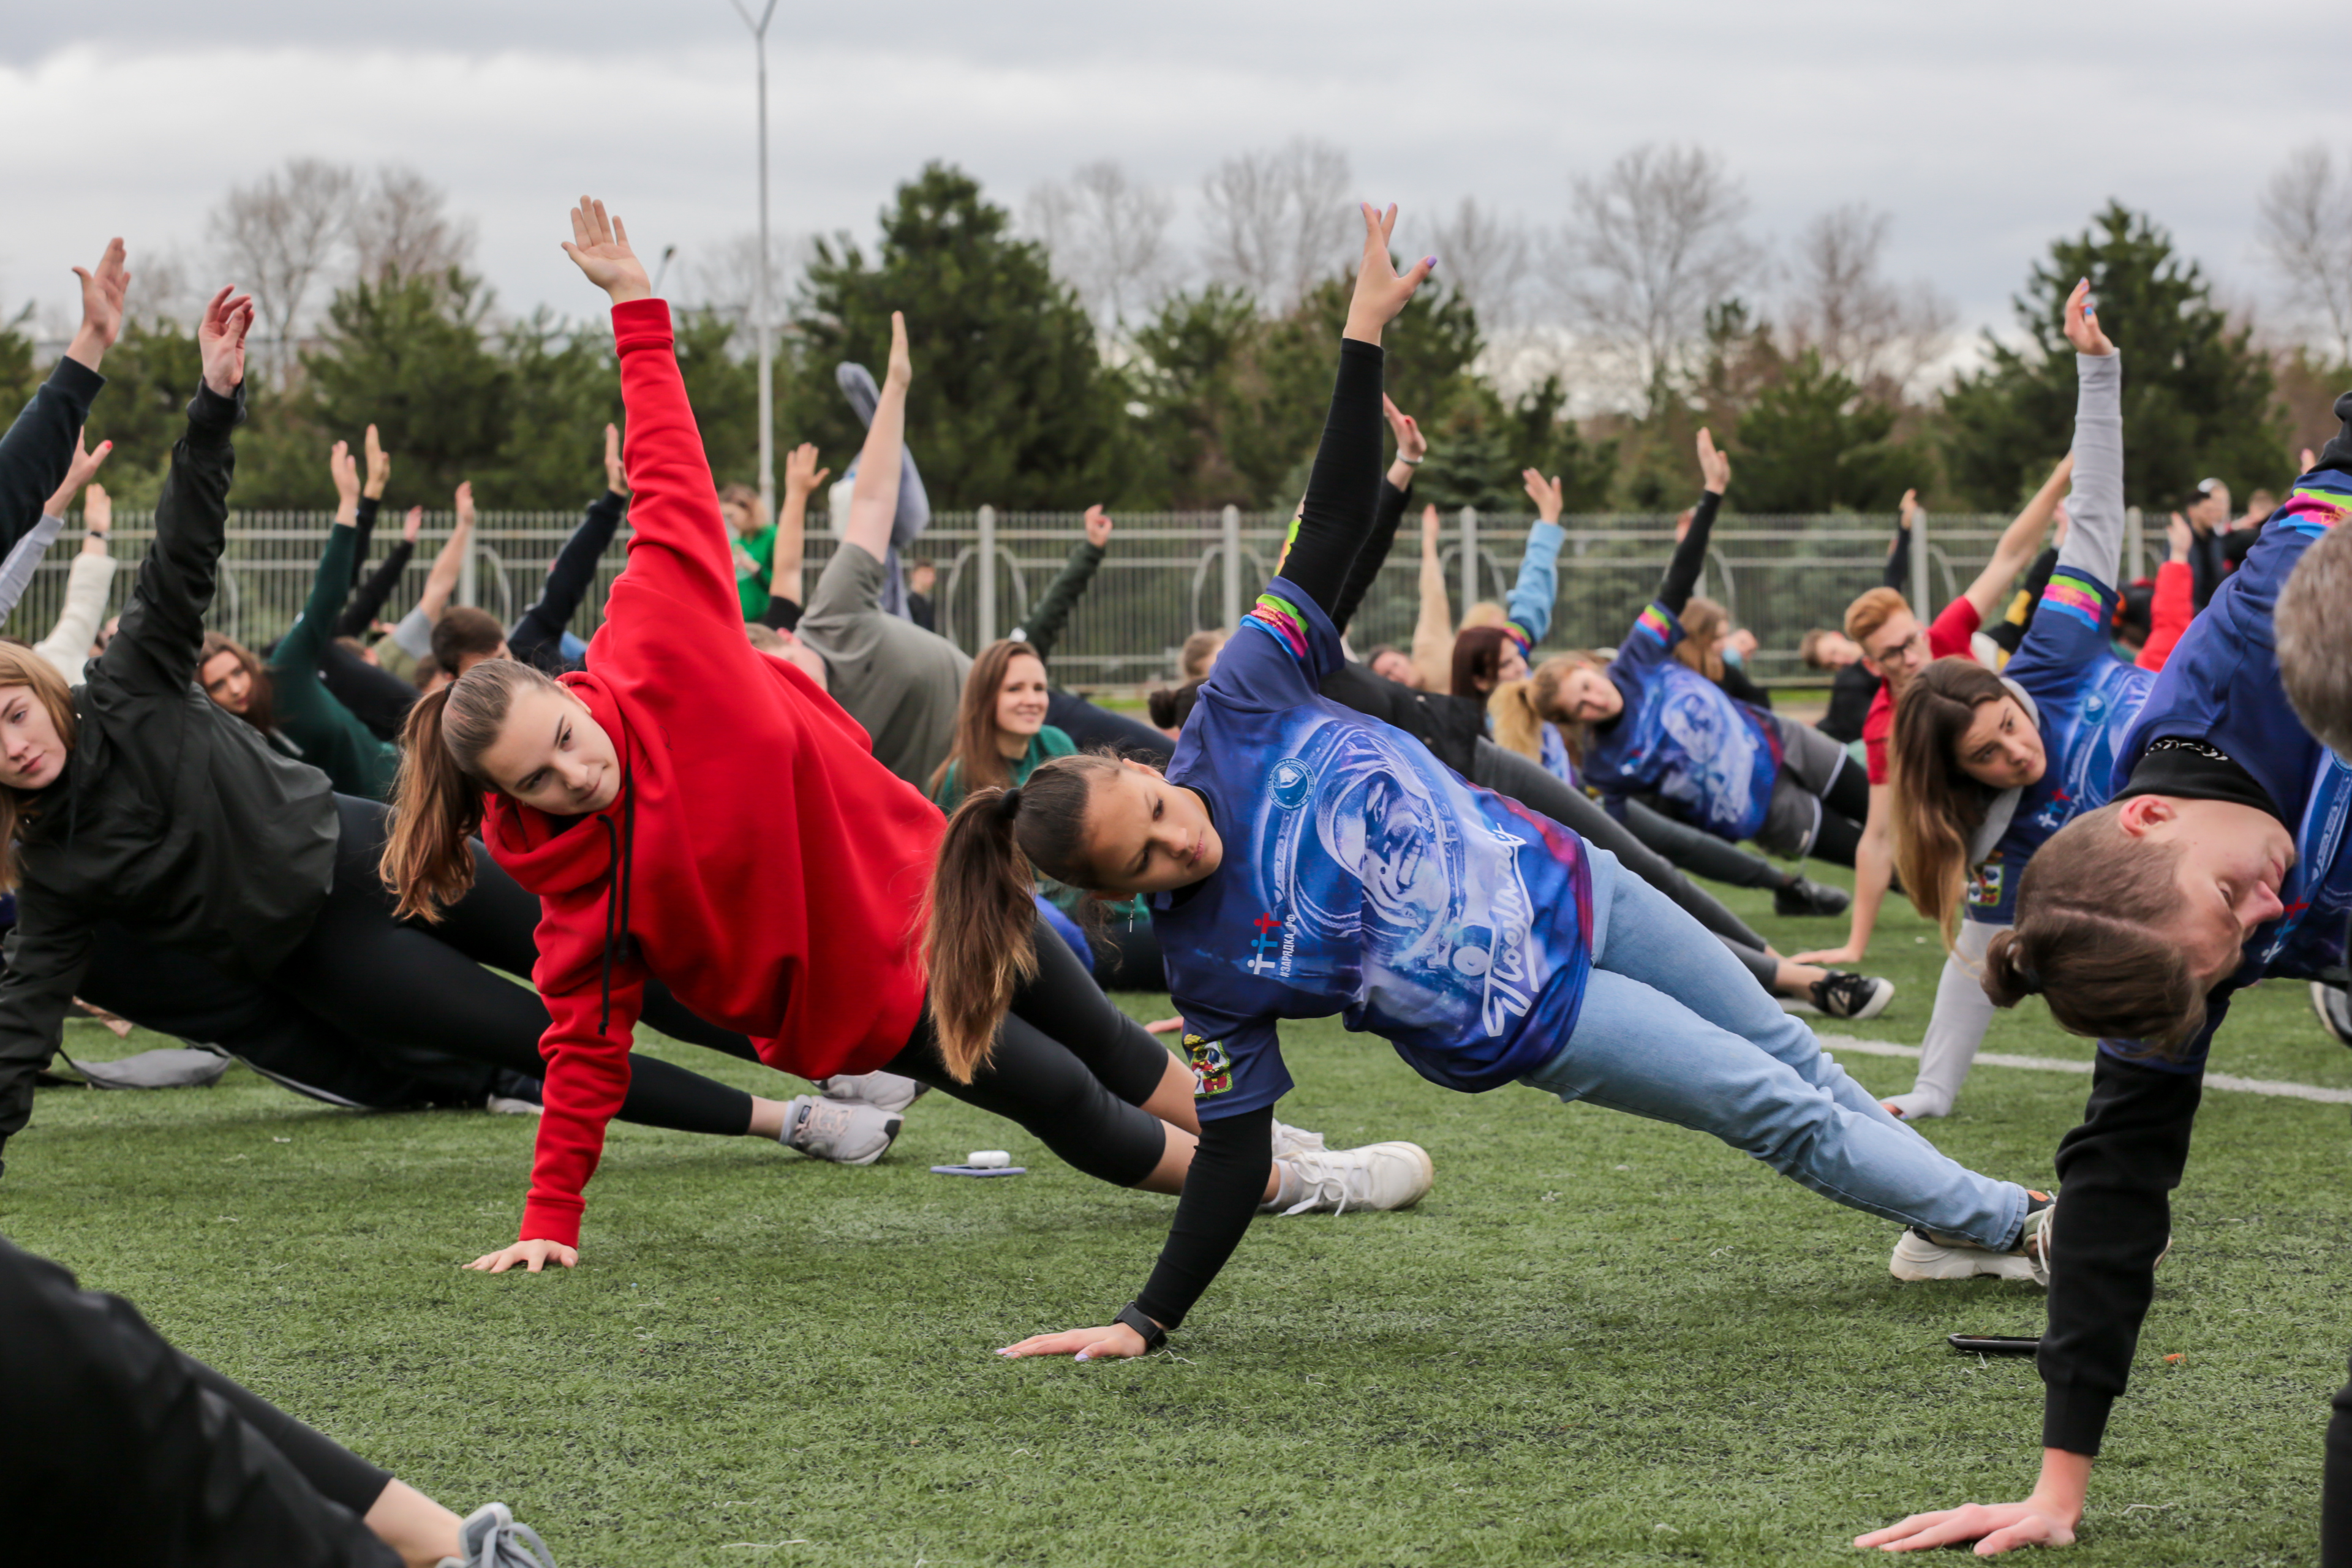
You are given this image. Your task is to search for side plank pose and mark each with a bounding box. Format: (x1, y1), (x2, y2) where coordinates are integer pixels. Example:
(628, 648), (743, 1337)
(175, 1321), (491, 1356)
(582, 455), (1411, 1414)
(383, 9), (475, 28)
(1879, 282), (2155, 1120)
(940, 205), (2048, 1366)
(1542, 434), (1872, 867)
(385, 198), (1425, 1274)
(1860, 405), (2352, 1556)
(0, 286), (823, 1182)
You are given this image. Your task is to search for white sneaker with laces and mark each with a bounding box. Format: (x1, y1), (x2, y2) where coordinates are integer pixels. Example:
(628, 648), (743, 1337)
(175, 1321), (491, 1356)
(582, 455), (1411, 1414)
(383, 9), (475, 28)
(1270, 1120), (1326, 1160)
(817, 1071), (929, 1115)
(780, 1096), (902, 1165)
(1275, 1141), (1433, 1216)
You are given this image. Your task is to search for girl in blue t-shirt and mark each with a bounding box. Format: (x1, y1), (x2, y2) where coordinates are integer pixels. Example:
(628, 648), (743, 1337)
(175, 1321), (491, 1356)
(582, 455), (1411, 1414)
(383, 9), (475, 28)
(1877, 282), (2158, 1120)
(922, 206), (2050, 1365)
(1540, 435), (1872, 865)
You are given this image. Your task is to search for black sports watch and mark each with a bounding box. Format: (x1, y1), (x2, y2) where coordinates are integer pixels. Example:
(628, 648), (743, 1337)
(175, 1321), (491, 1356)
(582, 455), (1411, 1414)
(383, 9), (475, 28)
(1114, 1302), (1167, 1352)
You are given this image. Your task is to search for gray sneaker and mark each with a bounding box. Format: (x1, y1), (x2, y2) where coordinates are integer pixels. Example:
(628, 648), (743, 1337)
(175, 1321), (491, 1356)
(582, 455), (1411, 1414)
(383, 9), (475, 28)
(818, 1071), (930, 1115)
(436, 1502), (557, 1568)
(782, 1095), (902, 1165)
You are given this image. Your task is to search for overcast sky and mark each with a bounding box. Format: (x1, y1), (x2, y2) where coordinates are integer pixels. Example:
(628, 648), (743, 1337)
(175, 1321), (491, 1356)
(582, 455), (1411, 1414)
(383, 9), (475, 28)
(4, 1), (2340, 353)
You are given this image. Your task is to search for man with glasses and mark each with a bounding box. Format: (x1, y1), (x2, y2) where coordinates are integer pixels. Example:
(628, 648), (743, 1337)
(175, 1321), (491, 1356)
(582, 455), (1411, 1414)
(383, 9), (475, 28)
(1792, 461), (2073, 970)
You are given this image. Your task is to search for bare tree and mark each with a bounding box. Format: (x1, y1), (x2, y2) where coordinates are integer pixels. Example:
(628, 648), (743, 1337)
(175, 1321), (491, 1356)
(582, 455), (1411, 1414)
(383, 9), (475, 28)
(1560, 143), (1762, 412)
(208, 157), (359, 358)
(686, 230), (810, 342)
(352, 165), (477, 284)
(1024, 160), (1178, 336)
(1782, 203), (1954, 393)
(1423, 197), (1534, 333)
(1199, 138), (1355, 314)
(2258, 143), (2352, 366)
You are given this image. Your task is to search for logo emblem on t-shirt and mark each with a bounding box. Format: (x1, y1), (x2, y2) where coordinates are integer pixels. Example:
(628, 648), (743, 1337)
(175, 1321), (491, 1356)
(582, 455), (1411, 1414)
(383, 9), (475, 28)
(1183, 1033), (1233, 1097)
(1269, 758), (1313, 809)
(1969, 858), (2006, 907)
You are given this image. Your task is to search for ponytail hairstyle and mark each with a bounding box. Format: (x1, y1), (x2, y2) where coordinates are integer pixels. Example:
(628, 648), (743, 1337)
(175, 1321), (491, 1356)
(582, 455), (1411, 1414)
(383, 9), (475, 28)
(1147, 678), (1205, 732)
(924, 752), (1125, 1082)
(1889, 658), (2009, 946)
(198, 630), (277, 735)
(381, 657), (568, 923)
(0, 643), (80, 892)
(1451, 624), (1513, 697)
(928, 639), (1042, 799)
(1488, 677), (1545, 761)
(1528, 652), (1604, 770)
(1980, 800), (2204, 1052)
(1672, 595), (1730, 684)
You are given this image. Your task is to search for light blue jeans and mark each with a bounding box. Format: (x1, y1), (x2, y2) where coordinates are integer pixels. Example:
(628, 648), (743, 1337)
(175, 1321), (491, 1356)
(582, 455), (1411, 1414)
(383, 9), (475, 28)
(1521, 850), (2027, 1250)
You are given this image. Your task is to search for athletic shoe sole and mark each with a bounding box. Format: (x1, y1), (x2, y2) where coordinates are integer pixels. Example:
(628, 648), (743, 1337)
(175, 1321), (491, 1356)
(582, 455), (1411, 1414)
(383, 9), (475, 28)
(1888, 1227), (2043, 1284)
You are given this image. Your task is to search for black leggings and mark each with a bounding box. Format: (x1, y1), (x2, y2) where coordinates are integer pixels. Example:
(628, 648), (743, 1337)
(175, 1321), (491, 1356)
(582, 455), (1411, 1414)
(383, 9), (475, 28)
(885, 920), (1176, 1188)
(0, 1237), (397, 1565)
(259, 796), (766, 1137)
(1618, 797), (1789, 891)
(1090, 911), (1167, 992)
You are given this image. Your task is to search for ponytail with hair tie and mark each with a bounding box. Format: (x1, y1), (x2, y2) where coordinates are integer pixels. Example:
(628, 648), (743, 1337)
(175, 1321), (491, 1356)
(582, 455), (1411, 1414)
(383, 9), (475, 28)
(997, 786), (1023, 823)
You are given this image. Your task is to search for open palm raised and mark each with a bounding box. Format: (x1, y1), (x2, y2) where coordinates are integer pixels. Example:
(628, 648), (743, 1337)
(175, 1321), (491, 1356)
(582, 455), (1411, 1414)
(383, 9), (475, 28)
(561, 196), (652, 304)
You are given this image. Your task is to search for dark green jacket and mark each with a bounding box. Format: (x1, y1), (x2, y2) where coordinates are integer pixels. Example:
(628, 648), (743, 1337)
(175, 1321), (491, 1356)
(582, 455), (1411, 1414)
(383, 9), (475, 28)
(269, 522), (399, 799)
(0, 384), (338, 1171)
(1009, 538), (1104, 664)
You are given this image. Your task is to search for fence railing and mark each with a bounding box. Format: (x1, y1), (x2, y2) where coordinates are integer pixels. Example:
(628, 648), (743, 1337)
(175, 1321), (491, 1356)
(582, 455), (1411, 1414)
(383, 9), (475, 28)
(15, 507), (2143, 688)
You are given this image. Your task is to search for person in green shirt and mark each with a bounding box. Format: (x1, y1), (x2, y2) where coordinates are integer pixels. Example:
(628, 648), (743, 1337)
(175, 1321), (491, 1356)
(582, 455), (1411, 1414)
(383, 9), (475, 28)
(194, 439), (399, 799)
(928, 638), (1163, 990)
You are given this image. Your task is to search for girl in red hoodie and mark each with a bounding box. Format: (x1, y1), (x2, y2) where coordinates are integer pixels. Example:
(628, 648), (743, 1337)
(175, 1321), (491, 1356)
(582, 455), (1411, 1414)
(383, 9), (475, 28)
(383, 198), (1427, 1273)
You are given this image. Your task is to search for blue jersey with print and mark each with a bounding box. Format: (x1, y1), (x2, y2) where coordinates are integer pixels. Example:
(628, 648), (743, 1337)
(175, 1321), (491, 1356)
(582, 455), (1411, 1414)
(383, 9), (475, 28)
(1151, 578), (1596, 1118)
(1583, 601), (1782, 843)
(1966, 568), (2157, 925)
(2100, 472), (2351, 1071)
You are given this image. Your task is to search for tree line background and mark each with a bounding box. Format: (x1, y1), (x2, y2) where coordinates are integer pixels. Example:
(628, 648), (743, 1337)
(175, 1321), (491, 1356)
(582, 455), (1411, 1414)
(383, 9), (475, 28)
(7, 140), (2348, 521)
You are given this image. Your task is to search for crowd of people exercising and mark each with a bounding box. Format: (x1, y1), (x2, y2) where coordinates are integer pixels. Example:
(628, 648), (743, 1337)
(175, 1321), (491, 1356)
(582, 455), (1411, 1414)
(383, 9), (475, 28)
(0, 196), (2345, 1566)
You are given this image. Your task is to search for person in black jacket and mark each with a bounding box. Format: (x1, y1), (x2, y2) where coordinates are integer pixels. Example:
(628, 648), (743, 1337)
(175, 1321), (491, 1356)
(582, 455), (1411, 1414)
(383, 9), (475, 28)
(0, 289), (888, 1180)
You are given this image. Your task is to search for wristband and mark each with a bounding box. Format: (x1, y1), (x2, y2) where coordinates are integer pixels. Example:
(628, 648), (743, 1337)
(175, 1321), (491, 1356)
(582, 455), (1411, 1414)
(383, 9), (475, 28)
(1114, 1302), (1168, 1352)
(1400, 456), (1423, 466)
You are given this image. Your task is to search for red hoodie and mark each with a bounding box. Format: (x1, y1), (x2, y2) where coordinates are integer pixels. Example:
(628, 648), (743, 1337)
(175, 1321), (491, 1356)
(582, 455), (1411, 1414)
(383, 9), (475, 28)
(486, 299), (941, 1247)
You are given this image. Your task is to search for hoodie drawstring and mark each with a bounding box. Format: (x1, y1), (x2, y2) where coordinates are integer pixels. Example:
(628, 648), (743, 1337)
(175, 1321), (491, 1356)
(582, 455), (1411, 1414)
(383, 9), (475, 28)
(595, 755), (638, 1033)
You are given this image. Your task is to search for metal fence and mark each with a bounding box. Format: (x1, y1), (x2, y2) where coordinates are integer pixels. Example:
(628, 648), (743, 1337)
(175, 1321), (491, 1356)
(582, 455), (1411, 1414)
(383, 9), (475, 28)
(15, 507), (2148, 688)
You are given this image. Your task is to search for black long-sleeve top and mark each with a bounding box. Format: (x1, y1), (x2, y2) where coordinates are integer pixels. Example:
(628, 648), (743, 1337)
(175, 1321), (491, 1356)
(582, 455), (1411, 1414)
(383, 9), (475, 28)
(1012, 537), (1106, 664)
(2036, 745), (2270, 1455)
(1820, 663), (1880, 744)
(1, 359), (105, 556)
(508, 490), (625, 674)
(1659, 491), (1719, 617)
(1883, 509), (1913, 593)
(1328, 476), (1411, 638)
(1133, 335), (1387, 1332)
(333, 497), (415, 639)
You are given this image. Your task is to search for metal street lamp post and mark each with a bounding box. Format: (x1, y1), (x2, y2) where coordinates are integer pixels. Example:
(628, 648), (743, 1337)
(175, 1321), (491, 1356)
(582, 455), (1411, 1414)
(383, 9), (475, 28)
(729, 0), (782, 528)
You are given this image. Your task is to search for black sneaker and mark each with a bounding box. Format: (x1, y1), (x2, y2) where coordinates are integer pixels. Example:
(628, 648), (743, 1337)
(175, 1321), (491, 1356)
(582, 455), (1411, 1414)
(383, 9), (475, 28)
(1775, 876), (1852, 918)
(2313, 981), (2352, 1049)
(1811, 971), (1894, 1020)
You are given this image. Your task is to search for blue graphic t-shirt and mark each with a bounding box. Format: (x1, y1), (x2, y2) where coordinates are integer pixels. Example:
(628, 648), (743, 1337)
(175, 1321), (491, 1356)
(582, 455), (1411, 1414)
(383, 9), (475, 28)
(1583, 601), (1783, 843)
(1151, 578), (1596, 1118)
(1966, 567), (2158, 925)
(2100, 472), (2352, 1072)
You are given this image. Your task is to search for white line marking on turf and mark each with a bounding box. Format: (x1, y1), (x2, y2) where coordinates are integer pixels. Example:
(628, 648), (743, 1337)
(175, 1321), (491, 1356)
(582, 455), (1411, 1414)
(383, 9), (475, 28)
(1820, 1036), (2352, 1105)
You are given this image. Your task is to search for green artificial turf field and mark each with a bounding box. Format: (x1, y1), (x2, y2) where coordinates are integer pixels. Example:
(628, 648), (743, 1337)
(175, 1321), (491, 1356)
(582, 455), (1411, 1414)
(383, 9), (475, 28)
(5, 870), (2347, 1566)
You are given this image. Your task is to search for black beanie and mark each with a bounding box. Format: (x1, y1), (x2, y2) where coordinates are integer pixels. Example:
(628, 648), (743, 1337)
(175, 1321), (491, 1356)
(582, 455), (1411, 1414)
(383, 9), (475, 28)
(2320, 390), (2352, 474)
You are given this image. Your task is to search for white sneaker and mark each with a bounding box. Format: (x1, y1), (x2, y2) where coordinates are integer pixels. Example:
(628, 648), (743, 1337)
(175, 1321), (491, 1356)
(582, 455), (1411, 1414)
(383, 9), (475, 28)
(1270, 1120), (1326, 1160)
(780, 1096), (902, 1166)
(818, 1071), (929, 1115)
(484, 1096), (544, 1117)
(1890, 1191), (2052, 1285)
(1274, 1141), (1433, 1216)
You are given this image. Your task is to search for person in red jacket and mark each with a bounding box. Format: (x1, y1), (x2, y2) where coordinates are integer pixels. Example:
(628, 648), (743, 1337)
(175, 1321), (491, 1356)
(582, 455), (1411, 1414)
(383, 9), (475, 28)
(383, 197), (1425, 1273)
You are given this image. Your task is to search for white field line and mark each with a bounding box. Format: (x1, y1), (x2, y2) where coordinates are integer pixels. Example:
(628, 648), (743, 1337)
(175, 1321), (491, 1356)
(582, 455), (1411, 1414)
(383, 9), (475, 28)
(1820, 1036), (2352, 1106)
